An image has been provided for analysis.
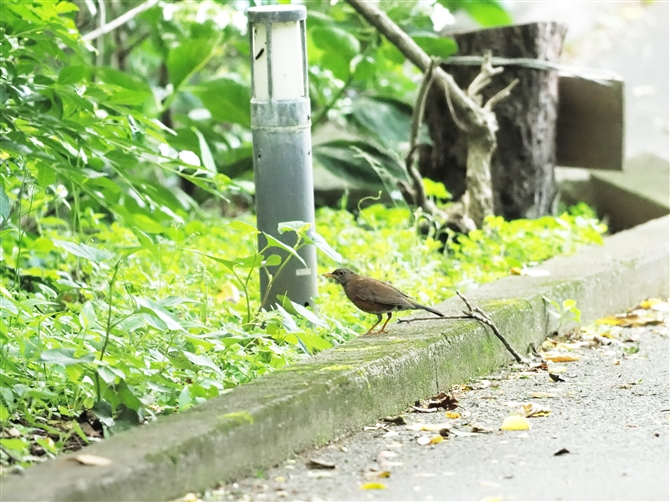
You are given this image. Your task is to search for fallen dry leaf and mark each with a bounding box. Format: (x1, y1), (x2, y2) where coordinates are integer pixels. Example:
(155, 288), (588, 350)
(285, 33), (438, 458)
(521, 403), (551, 418)
(529, 392), (556, 399)
(410, 405), (438, 413)
(445, 411), (461, 419)
(638, 298), (663, 309)
(450, 429), (481, 437)
(416, 435), (444, 445)
(382, 415), (406, 425)
(501, 416), (530, 431)
(470, 423), (493, 433)
(426, 392), (459, 410)
(306, 458), (336, 469)
(596, 313), (663, 328)
(72, 454), (112, 466)
(360, 482), (386, 490)
(542, 352), (580, 362)
(554, 448), (570, 456)
(80, 422), (101, 438)
(3, 427), (21, 438)
(364, 470), (391, 480)
(407, 423), (451, 432)
(549, 373), (566, 383)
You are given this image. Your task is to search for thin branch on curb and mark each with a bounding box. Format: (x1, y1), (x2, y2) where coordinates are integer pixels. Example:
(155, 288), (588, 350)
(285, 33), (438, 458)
(82, 0), (159, 42)
(398, 290), (526, 364)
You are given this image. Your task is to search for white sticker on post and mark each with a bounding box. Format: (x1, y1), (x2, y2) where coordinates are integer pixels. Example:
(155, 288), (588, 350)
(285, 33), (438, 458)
(295, 268), (311, 276)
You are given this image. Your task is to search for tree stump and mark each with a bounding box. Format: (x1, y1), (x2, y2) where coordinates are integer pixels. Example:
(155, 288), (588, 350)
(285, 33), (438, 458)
(422, 22), (567, 220)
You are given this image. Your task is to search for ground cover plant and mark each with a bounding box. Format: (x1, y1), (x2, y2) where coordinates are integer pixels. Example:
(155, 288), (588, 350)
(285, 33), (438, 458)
(0, 198), (605, 472)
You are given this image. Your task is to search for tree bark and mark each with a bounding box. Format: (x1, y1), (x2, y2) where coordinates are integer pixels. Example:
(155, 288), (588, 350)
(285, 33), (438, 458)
(422, 22), (567, 220)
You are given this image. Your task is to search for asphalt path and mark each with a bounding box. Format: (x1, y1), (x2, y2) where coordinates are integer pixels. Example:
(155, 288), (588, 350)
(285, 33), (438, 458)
(197, 300), (669, 501)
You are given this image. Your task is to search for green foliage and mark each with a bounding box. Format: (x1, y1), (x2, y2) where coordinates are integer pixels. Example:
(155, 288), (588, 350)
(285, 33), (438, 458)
(0, 0), (524, 472)
(0, 195), (605, 470)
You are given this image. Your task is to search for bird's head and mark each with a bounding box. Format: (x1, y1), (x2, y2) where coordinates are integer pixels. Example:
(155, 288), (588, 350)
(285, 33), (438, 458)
(323, 268), (357, 286)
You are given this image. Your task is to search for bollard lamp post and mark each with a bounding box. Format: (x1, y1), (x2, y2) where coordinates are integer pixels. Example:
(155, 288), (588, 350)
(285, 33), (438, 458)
(247, 5), (317, 309)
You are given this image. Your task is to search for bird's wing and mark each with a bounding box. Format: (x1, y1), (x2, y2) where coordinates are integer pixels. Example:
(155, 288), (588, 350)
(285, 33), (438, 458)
(350, 278), (415, 308)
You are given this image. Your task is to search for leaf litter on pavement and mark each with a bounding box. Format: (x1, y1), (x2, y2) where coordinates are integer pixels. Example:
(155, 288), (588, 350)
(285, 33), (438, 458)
(188, 299), (668, 501)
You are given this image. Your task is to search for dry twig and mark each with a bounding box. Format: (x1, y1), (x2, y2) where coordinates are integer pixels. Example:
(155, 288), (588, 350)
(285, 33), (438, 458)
(398, 290), (526, 364)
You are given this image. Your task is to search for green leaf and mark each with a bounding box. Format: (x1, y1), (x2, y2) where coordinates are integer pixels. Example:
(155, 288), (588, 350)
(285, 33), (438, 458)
(313, 140), (407, 189)
(58, 65), (88, 85)
(189, 249), (242, 272)
(54, 240), (114, 262)
(79, 301), (97, 330)
(291, 301), (328, 328)
(296, 331), (332, 352)
(411, 35), (458, 59)
(229, 220), (259, 235)
(311, 26), (360, 61)
(437, 0), (511, 27)
(311, 232), (343, 263)
(37, 348), (96, 366)
(92, 400), (115, 427)
(278, 221), (311, 234)
(192, 77), (250, 127)
(134, 297), (185, 332)
(350, 96), (413, 149)
(276, 305), (302, 333)
(193, 127), (216, 174)
(183, 351), (222, 374)
(0, 402), (9, 422)
(168, 36), (220, 90)
(263, 233), (306, 267)
(178, 386), (192, 410)
(0, 297), (18, 315)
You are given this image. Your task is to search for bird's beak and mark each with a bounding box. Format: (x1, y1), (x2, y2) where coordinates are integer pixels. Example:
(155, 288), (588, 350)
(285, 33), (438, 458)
(323, 272), (334, 278)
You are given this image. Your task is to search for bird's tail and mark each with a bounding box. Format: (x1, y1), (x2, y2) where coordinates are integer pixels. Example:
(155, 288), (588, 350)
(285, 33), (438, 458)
(411, 301), (445, 317)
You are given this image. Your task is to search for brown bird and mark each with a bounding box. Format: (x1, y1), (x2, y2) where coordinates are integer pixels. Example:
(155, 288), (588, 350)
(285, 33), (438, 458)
(324, 268), (444, 335)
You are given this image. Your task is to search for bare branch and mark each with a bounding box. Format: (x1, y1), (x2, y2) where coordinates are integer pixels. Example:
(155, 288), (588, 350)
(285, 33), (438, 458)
(399, 290), (527, 364)
(485, 78), (520, 111)
(82, 0), (158, 42)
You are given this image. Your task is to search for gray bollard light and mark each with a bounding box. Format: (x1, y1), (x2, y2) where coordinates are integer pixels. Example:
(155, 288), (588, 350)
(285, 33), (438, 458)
(247, 5), (317, 309)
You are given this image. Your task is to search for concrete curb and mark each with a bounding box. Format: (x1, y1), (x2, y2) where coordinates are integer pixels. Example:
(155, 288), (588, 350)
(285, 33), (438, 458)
(4, 216), (669, 502)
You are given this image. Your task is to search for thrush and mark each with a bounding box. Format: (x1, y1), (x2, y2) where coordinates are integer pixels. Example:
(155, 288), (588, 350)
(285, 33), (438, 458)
(324, 268), (444, 335)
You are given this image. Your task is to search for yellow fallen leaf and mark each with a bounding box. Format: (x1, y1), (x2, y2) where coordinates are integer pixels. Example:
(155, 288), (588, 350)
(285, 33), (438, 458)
(445, 412), (461, 419)
(542, 352), (580, 362)
(360, 482), (386, 490)
(548, 365), (567, 373)
(501, 416), (530, 431)
(72, 454), (112, 466)
(417, 435), (444, 445)
(639, 298), (662, 309)
(596, 316), (626, 326)
(596, 314), (663, 328)
(364, 470), (391, 479)
(274, 476), (285, 483)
